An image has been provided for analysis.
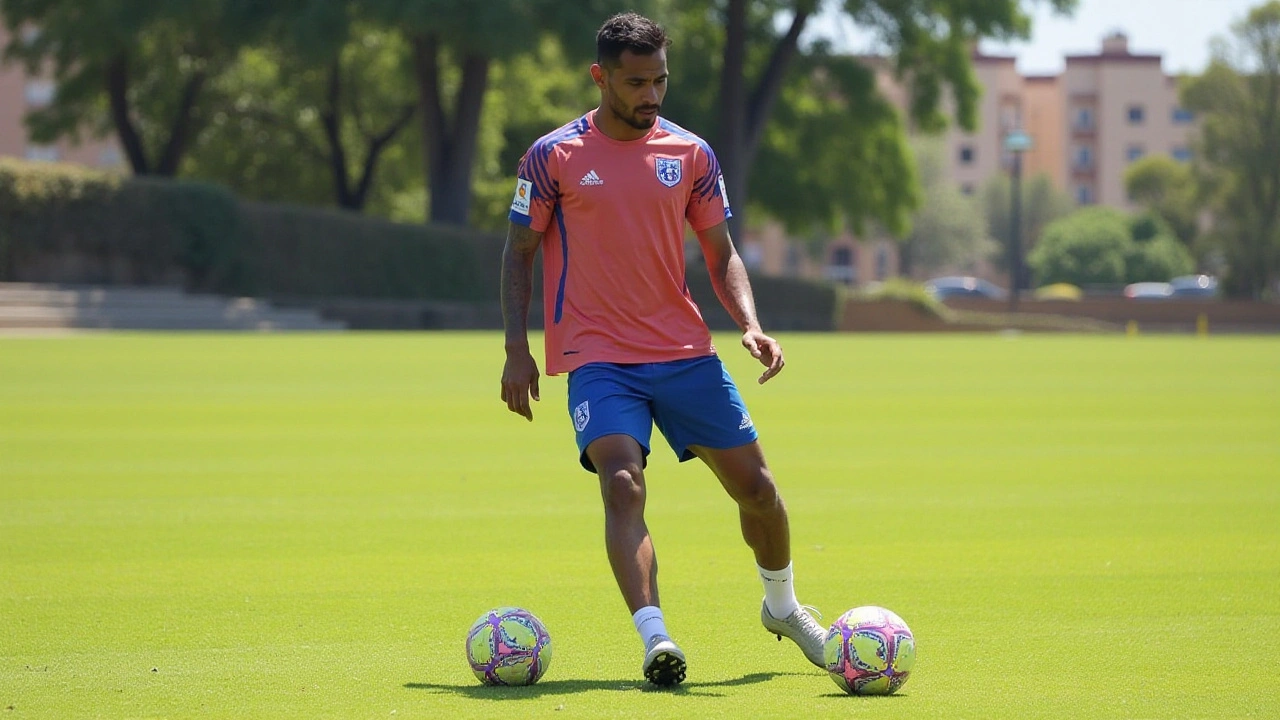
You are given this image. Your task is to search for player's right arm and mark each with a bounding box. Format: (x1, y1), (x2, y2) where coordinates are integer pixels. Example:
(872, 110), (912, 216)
(501, 222), (544, 421)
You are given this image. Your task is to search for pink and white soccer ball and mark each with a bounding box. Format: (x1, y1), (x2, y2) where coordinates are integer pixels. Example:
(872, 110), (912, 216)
(465, 607), (553, 686)
(823, 605), (916, 695)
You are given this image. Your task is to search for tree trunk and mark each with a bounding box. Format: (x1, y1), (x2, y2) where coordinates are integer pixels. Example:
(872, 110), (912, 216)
(105, 51), (206, 177)
(411, 34), (491, 226)
(155, 71), (207, 177)
(105, 53), (150, 175)
(717, 1), (811, 240)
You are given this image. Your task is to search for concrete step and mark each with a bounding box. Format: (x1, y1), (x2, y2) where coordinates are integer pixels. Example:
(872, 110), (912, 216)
(0, 283), (345, 331)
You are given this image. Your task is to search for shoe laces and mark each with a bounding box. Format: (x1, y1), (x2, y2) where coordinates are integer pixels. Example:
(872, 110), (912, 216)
(792, 605), (825, 635)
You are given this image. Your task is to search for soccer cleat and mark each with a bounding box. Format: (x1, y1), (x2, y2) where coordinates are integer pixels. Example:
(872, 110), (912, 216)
(761, 600), (827, 669)
(642, 635), (687, 686)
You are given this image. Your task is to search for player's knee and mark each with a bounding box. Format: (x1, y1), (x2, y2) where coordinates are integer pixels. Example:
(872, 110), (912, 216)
(737, 470), (782, 515)
(599, 464), (646, 515)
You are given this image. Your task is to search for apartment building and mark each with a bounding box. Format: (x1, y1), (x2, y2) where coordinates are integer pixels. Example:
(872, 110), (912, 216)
(950, 32), (1195, 208)
(0, 25), (122, 168)
(743, 31), (1199, 281)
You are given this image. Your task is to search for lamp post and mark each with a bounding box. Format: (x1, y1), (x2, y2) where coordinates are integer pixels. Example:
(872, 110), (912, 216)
(1004, 130), (1032, 314)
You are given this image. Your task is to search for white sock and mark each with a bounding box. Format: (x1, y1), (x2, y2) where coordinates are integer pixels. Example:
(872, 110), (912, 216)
(759, 562), (800, 619)
(632, 606), (669, 648)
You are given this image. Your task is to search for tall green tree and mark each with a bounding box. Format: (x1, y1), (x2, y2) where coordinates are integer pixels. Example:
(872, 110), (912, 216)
(898, 137), (996, 277)
(373, 0), (645, 226)
(701, 0), (1077, 238)
(1, 0), (240, 177)
(184, 9), (420, 213)
(1183, 1), (1280, 297)
(1124, 154), (1199, 247)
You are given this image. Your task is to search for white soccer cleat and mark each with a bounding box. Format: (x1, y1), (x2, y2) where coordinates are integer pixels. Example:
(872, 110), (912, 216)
(642, 634), (687, 686)
(761, 600), (827, 669)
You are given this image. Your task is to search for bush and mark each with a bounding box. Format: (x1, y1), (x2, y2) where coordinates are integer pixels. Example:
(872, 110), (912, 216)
(1030, 207), (1132, 286)
(1124, 233), (1195, 283)
(240, 202), (506, 301)
(0, 159), (251, 292)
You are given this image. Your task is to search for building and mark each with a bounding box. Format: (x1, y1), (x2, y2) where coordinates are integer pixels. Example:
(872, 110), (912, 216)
(744, 31), (1198, 282)
(0, 25), (122, 168)
(949, 32), (1195, 209)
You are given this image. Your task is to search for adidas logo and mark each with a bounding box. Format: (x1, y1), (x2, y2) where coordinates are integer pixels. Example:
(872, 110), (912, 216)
(580, 170), (604, 186)
(738, 412), (754, 430)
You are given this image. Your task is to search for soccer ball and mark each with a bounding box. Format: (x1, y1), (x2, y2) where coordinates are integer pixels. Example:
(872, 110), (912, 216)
(823, 606), (916, 695)
(465, 607), (553, 686)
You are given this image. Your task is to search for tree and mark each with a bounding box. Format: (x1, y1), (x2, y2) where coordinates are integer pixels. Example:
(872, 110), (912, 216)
(1124, 213), (1195, 282)
(897, 137), (996, 277)
(184, 16), (420, 213)
(1029, 207), (1132, 286)
(1, 0), (241, 177)
(1125, 155), (1199, 247)
(705, 0), (1077, 238)
(981, 172), (1074, 283)
(1029, 207), (1193, 286)
(373, 0), (646, 226)
(1182, 0), (1280, 297)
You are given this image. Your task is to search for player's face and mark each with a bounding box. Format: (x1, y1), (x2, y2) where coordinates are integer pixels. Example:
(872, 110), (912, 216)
(596, 49), (668, 131)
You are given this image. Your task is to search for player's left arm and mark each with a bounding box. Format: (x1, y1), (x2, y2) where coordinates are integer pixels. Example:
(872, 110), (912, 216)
(695, 221), (784, 384)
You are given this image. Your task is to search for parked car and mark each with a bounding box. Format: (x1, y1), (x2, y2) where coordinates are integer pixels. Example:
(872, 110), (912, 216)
(1123, 282), (1174, 299)
(1169, 274), (1219, 298)
(1033, 283), (1083, 301)
(924, 276), (1008, 300)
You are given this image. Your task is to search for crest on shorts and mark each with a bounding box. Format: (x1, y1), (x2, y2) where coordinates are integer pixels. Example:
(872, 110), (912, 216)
(574, 401), (591, 432)
(655, 158), (682, 187)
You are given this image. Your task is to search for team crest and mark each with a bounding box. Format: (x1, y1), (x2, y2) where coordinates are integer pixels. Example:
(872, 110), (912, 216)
(574, 401), (591, 432)
(655, 158), (682, 187)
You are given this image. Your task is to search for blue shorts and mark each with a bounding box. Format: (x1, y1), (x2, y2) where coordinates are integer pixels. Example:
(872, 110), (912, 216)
(566, 356), (759, 473)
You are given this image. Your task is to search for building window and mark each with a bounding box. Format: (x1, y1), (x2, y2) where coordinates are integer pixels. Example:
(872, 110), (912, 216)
(24, 79), (55, 108)
(25, 145), (60, 162)
(1073, 145), (1093, 170)
(1073, 107), (1094, 131)
(1172, 107), (1195, 124)
(1172, 146), (1193, 162)
(1127, 145), (1146, 162)
(826, 245), (856, 285)
(1128, 105), (1145, 124)
(1076, 184), (1094, 205)
(959, 145), (975, 165)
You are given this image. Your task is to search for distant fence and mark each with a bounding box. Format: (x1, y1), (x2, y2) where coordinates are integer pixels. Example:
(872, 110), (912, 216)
(944, 297), (1280, 333)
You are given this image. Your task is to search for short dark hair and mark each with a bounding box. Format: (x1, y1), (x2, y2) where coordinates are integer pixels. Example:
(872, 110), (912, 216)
(596, 13), (670, 68)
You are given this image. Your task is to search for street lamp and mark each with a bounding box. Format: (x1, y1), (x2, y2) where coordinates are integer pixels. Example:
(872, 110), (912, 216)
(1004, 130), (1033, 314)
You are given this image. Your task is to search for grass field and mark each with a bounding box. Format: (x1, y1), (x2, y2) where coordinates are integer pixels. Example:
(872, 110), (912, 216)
(1, 332), (1277, 719)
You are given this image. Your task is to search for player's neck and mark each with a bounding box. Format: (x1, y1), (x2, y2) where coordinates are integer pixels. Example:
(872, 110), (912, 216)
(592, 107), (653, 142)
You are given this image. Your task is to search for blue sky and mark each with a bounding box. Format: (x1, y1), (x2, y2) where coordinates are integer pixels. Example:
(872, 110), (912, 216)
(809, 0), (1262, 75)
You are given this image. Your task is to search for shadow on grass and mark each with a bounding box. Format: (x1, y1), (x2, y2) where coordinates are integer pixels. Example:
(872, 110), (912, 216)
(405, 671), (809, 699)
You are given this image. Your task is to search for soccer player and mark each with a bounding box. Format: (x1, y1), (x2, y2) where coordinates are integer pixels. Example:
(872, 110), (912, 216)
(499, 12), (825, 687)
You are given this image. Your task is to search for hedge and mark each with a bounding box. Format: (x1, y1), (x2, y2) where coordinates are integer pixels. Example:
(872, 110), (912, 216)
(0, 158), (838, 329)
(0, 158), (251, 292)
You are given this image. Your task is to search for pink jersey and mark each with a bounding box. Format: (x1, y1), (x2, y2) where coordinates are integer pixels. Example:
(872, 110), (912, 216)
(509, 111), (732, 376)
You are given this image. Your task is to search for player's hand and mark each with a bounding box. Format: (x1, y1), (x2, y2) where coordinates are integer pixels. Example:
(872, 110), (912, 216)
(742, 330), (784, 384)
(501, 348), (541, 421)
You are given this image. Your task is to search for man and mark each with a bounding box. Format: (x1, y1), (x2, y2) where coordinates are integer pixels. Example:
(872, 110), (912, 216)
(499, 12), (825, 687)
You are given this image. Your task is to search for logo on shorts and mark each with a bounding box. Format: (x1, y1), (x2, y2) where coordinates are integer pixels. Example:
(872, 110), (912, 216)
(738, 412), (753, 430)
(574, 401), (591, 432)
(656, 157), (682, 187)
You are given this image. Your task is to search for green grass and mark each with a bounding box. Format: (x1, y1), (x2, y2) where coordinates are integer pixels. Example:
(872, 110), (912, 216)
(2, 332), (1277, 719)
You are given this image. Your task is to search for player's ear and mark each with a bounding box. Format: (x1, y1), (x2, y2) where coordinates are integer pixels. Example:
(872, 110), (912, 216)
(590, 63), (606, 90)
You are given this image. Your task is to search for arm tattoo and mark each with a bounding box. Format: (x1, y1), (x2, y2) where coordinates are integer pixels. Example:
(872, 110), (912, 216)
(501, 223), (543, 348)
